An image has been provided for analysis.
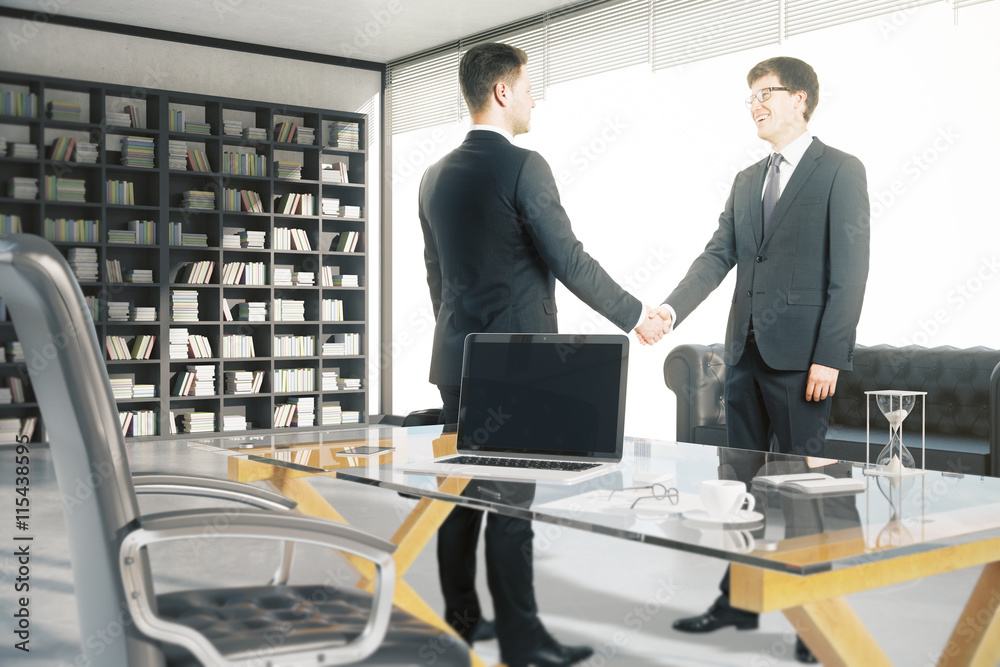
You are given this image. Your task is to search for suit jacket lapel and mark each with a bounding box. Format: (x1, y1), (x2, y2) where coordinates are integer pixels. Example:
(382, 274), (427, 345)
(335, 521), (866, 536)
(750, 159), (767, 249)
(762, 138), (824, 245)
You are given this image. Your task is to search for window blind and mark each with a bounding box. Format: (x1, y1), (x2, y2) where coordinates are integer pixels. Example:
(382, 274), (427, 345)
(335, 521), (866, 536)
(388, 47), (460, 135)
(546, 0), (650, 86)
(785, 0), (940, 37)
(651, 0), (780, 70)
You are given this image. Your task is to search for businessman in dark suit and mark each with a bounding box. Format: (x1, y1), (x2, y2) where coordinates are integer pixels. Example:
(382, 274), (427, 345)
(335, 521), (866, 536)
(655, 57), (869, 663)
(419, 43), (668, 667)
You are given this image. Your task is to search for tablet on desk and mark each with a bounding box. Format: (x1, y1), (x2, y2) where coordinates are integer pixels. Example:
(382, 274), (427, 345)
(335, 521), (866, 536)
(334, 446), (394, 457)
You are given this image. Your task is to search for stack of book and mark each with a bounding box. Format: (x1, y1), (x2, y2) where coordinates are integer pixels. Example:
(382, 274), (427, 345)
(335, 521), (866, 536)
(342, 411), (361, 424)
(174, 365), (216, 396)
(338, 377), (362, 391)
(131, 306), (156, 322)
(182, 190), (215, 209)
(125, 269), (153, 283)
(223, 119), (243, 136)
(181, 412), (215, 433)
(107, 180), (135, 205)
(0, 417), (37, 441)
(6, 342), (25, 362)
(273, 335), (315, 357)
(322, 402), (343, 425)
(221, 408), (247, 432)
(171, 290), (199, 322)
(273, 299), (305, 322)
(275, 161), (302, 179)
(295, 127), (315, 145)
(45, 218), (100, 242)
(187, 148), (211, 172)
(168, 141), (188, 169)
(322, 369), (339, 391)
(333, 121), (360, 150)
(107, 301), (130, 322)
(339, 205), (362, 218)
(293, 271), (314, 286)
(7, 177), (38, 199)
(187, 334), (213, 358)
(222, 228), (243, 249)
(74, 142), (98, 163)
(49, 136), (77, 161)
(67, 247), (99, 282)
(45, 176), (87, 202)
(185, 121), (211, 135)
(224, 370), (265, 394)
(290, 396), (315, 427)
(240, 230), (266, 249)
(132, 384), (156, 398)
(272, 266), (293, 286)
(321, 162), (349, 183)
(106, 110), (130, 126)
(109, 375), (134, 399)
(237, 302), (267, 321)
(168, 222), (209, 246)
(47, 100), (81, 121)
(243, 127), (267, 141)
(121, 136), (155, 168)
(273, 367), (314, 392)
(322, 299), (345, 321)
(105, 259), (124, 282)
(169, 328), (189, 359)
(321, 269), (359, 287)
(321, 197), (340, 215)
(8, 142), (39, 159)
(222, 334), (256, 358)
(0, 387), (11, 405)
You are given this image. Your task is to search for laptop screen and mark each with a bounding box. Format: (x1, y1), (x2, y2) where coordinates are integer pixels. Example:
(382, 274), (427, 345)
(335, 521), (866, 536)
(457, 333), (629, 460)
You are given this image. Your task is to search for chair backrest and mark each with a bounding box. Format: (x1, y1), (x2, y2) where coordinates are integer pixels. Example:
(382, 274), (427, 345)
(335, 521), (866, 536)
(0, 235), (161, 665)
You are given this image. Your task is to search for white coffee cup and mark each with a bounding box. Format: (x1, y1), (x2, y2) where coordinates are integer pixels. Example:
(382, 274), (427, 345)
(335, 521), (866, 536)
(700, 479), (755, 518)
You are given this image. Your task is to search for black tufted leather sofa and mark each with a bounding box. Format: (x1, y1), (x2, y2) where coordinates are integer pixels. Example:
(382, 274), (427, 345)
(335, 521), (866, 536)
(664, 343), (1000, 477)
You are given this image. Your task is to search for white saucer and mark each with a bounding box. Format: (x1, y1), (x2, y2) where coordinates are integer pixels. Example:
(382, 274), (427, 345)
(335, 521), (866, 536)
(681, 509), (765, 528)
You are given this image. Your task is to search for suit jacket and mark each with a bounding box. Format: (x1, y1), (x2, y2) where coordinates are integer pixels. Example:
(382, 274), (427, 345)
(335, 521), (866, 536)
(665, 137), (870, 371)
(419, 130), (642, 386)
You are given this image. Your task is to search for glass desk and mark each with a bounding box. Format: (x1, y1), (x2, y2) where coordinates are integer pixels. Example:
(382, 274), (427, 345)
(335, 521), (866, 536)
(183, 425), (1000, 667)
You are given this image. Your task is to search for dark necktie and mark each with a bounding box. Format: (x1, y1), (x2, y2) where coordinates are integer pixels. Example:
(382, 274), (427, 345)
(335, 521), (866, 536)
(762, 153), (783, 236)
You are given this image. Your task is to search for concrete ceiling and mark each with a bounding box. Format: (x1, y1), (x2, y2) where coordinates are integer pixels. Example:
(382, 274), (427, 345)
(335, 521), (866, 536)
(0, 0), (577, 63)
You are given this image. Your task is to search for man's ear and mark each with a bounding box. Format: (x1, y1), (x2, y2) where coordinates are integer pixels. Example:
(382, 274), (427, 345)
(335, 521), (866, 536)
(493, 81), (510, 108)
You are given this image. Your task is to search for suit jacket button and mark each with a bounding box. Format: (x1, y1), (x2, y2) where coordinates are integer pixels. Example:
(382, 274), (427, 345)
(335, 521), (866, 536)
(747, 290), (753, 297)
(756, 256), (763, 263)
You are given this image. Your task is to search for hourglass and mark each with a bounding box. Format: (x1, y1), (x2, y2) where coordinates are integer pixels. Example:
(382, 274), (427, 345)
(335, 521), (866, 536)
(864, 390), (927, 478)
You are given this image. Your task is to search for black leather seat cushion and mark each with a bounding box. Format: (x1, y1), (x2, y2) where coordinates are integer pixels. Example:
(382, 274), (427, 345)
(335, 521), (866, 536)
(158, 584), (469, 665)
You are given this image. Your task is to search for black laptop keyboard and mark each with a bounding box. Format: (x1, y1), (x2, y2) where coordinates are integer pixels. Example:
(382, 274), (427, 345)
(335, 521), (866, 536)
(443, 455), (600, 472)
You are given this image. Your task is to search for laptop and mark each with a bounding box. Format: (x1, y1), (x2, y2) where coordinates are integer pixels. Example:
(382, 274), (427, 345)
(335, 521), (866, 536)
(402, 332), (629, 484)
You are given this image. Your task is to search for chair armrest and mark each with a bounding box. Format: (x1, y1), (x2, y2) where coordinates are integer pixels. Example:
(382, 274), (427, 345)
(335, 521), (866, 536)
(120, 509), (396, 667)
(132, 473), (297, 511)
(991, 361), (1000, 478)
(664, 343), (727, 443)
(132, 473), (298, 584)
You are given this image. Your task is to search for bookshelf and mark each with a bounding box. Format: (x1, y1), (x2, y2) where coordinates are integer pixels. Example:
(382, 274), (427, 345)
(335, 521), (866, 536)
(0, 71), (368, 441)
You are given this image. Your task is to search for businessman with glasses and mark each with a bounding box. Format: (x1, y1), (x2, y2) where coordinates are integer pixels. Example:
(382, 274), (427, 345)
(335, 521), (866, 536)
(652, 57), (870, 663)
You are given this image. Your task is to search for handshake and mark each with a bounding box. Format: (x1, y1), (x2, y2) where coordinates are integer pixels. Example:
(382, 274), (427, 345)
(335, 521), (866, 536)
(634, 305), (674, 346)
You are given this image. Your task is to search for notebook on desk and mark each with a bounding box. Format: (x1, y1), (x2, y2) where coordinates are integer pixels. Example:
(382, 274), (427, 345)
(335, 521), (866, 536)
(402, 333), (629, 484)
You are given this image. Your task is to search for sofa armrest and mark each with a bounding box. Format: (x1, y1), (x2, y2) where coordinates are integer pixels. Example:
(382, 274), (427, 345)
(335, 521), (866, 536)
(664, 343), (727, 444)
(991, 361), (1000, 478)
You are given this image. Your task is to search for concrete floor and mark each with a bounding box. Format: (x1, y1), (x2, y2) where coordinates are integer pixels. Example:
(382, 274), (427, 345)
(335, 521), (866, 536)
(0, 435), (987, 666)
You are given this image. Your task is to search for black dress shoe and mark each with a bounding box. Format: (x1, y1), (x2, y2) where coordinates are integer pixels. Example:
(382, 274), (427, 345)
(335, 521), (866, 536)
(462, 617), (496, 645)
(508, 638), (594, 667)
(795, 637), (818, 664)
(672, 602), (759, 633)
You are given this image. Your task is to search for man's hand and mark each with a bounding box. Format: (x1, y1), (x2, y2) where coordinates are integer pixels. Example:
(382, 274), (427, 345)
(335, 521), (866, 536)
(805, 364), (839, 401)
(634, 305), (670, 345)
(649, 305), (675, 333)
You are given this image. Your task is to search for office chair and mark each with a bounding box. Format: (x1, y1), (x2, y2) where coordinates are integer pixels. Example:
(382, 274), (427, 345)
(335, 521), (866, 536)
(0, 235), (469, 666)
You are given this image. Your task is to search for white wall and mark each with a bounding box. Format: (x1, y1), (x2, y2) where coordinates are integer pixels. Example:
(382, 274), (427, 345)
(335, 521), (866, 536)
(1, 19), (385, 415)
(390, 2), (1000, 437)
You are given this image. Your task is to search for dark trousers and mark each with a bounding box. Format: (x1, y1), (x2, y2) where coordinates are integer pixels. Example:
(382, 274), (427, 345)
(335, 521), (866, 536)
(437, 385), (546, 662)
(718, 332), (833, 614)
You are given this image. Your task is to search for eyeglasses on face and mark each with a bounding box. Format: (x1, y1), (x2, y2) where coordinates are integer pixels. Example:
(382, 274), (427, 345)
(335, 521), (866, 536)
(608, 483), (680, 509)
(745, 86), (791, 108)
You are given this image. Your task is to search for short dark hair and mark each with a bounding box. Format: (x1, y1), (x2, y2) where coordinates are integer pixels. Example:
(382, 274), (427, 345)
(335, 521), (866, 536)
(459, 43), (528, 114)
(747, 57), (819, 122)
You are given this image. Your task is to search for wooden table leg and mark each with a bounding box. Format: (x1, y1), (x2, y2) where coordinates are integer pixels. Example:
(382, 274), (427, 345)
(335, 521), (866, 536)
(783, 597), (891, 667)
(937, 561), (1000, 667)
